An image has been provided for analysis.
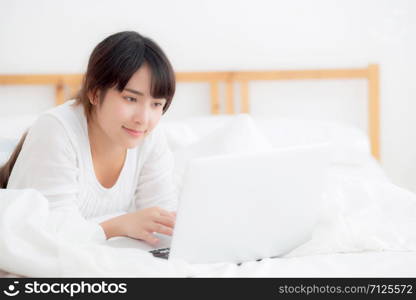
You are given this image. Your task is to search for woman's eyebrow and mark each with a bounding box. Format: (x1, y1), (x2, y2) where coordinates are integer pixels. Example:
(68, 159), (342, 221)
(124, 88), (144, 96)
(124, 88), (166, 101)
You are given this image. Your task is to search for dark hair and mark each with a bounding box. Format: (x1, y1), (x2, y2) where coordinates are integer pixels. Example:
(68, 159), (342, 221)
(0, 130), (28, 188)
(76, 31), (176, 121)
(0, 31), (175, 189)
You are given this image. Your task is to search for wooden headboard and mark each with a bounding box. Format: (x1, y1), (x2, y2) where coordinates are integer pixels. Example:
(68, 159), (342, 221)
(0, 64), (380, 160)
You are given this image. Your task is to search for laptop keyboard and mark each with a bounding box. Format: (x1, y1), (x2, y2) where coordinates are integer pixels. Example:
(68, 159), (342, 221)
(149, 248), (170, 259)
(149, 248), (266, 265)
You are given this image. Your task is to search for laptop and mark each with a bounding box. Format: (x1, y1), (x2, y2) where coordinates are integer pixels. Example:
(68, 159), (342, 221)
(150, 142), (331, 264)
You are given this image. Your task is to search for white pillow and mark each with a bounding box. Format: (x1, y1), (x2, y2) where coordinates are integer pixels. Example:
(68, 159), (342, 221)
(165, 115), (371, 164)
(159, 115), (235, 153)
(159, 121), (198, 153)
(181, 115), (235, 139)
(255, 118), (372, 165)
(173, 114), (273, 191)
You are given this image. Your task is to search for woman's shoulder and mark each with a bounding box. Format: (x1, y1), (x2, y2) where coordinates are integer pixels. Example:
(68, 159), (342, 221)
(30, 100), (85, 141)
(25, 114), (72, 154)
(39, 99), (84, 127)
(29, 113), (67, 136)
(27, 101), (86, 153)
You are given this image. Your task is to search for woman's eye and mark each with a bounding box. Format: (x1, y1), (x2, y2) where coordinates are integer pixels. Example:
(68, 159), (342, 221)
(153, 103), (163, 107)
(124, 96), (137, 102)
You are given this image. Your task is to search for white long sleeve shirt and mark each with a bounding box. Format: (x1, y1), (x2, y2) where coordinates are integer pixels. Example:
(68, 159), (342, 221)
(7, 100), (178, 227)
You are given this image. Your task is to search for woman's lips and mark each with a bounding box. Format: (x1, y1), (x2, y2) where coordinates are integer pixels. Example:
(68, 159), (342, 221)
(123, 126), (144, 137)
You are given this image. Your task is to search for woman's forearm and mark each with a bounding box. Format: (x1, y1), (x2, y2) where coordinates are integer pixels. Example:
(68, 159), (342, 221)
(99, 214), (126, 239)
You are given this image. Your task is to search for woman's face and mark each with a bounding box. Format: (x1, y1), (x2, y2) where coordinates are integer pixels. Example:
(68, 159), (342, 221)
(90, 63), (167, 149)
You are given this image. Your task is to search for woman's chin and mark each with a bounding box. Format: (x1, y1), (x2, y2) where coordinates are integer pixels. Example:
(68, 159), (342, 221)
(124, 138), (144, 149)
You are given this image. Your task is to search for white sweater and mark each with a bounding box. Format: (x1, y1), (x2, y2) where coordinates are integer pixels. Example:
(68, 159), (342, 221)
(7, 100), (178, 226)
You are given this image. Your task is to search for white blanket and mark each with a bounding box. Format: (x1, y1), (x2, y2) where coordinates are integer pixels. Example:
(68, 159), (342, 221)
(1, 154), (416, 277)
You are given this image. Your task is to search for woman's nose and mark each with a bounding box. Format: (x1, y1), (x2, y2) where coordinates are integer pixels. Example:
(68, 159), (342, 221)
(134, 105), (150, 125)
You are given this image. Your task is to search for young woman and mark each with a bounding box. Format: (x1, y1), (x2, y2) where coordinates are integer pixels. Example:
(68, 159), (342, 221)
(0, 31), (177, 246)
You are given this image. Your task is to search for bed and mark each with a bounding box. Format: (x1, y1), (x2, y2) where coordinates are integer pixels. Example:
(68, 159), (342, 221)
(1, 65), (416, 278)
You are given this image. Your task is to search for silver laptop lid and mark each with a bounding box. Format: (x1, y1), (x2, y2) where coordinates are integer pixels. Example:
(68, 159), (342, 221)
(169, 142), (331, 264)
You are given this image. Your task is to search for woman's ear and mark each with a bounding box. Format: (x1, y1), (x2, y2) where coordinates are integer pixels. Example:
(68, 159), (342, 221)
(87, 90), (99, 106)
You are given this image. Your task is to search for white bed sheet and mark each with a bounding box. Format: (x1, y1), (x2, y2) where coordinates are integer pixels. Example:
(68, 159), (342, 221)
(201, 251), (416, 277)
(103, 237), (416, 277)
(2, 235), (415, 278)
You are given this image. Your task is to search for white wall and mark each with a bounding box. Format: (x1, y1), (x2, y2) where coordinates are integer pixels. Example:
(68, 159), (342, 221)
(1, 0), (415, 192)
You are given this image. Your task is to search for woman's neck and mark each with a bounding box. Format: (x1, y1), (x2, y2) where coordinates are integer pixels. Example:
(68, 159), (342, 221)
(87, 118), (126, 163)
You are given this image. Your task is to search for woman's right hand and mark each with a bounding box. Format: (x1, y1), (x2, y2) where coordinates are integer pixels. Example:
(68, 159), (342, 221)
(122, 207), (176, 245)
(100, 206), (176, 245)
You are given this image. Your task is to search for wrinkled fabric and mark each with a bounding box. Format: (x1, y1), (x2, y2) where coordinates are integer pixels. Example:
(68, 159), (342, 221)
(2, 115), (416, 277)
(1, 153), (416, 277)
(286, 156), (416, 257)
(0, 189), (228, 277)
